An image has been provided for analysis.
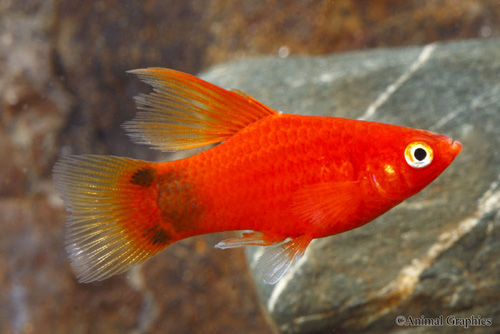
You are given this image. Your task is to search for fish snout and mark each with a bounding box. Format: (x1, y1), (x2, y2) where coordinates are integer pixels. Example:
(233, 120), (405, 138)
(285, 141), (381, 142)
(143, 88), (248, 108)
(451, 140), (463, 156)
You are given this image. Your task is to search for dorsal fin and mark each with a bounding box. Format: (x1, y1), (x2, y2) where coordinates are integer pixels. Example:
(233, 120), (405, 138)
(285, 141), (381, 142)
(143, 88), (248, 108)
(124, 68), (278, 152)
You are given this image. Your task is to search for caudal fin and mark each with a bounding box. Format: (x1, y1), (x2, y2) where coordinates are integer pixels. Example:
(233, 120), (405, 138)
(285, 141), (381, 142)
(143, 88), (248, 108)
(53, 155), (173, 282)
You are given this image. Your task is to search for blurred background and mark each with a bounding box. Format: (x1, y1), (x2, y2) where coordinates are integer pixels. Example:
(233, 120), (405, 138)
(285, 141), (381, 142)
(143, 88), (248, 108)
(1, 0), (499, 333)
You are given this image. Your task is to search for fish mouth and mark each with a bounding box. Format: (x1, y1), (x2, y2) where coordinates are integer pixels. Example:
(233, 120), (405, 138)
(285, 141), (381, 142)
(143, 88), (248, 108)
(441, 135), (462, 156)
(451, 140), (463, 155)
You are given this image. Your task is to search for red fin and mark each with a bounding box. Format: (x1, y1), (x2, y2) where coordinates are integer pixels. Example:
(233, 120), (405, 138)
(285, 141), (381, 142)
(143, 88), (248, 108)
(124, 68), (278, 152)
(256, 235), (312, 285)
(291, 182), (362, 228)
(215, 232), (285, 249)
(53, 155), (173, 283)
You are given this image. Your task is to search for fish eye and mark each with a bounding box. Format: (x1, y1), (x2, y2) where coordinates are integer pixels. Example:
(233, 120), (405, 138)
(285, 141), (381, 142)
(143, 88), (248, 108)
(404, 142), (433, 168)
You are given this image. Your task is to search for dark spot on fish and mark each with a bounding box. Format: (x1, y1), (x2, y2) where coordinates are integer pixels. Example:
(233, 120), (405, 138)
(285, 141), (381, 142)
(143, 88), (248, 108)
(144, 225), (171, 246)
(130, 167), (156, 187)
(152, 229), (170, 246)
(157, 174), (204, 233)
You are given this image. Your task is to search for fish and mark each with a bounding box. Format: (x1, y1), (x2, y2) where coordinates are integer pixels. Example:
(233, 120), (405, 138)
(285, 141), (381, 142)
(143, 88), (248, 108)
(53, 68), (462, 284)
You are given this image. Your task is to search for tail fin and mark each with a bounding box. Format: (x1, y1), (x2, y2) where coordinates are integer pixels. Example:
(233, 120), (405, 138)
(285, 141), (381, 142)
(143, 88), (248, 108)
(53, 155), (172, 282)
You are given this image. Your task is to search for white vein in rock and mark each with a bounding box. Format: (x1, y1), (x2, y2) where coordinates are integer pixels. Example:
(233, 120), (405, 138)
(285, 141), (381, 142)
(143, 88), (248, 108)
(432, 83), (500, 131)
(359, 43), (437, 120)
(364, 174), (500, 325)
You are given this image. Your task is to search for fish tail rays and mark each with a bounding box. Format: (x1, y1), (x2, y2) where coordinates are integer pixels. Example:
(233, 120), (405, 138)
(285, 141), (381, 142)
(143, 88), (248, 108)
(53, 155), (174, 283)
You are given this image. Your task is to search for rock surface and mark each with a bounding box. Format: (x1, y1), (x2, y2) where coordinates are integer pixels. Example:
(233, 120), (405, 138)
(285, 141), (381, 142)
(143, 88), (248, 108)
(203, 38), (500, 333)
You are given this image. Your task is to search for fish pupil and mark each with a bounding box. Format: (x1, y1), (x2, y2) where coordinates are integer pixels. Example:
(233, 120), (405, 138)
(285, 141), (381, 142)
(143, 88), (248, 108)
(414, 148), (427, 161)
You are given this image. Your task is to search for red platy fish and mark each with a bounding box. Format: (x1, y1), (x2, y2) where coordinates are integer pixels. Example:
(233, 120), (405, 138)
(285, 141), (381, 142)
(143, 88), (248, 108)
(53, 68), (462, 284)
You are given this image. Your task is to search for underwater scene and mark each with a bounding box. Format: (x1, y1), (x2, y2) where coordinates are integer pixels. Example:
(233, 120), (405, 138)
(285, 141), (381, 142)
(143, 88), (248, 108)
(1, 1), (500, 333)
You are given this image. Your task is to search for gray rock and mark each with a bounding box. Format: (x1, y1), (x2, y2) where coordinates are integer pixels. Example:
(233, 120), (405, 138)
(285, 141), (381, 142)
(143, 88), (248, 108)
(202, 38), (500, 334)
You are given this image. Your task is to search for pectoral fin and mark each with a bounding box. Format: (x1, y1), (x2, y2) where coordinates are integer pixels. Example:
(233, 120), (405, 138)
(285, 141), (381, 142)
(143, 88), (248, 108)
(291, 181), (362, 229)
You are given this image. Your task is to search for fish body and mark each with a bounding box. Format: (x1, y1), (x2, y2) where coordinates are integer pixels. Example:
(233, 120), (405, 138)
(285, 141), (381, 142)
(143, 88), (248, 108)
(53, 68), (462, 284)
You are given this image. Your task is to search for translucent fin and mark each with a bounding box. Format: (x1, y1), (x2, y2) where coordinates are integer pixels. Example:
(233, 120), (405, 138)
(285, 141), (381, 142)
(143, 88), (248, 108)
(53, 155), (173, 283)
(215, 232), (285, 249)
(291, 181), (362, 226)
(124, 68), (278, 152)
(256, 235), (312, 285)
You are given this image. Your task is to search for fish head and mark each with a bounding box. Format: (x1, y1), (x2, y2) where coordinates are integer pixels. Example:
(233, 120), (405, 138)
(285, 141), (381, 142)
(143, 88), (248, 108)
(362, 123), (462, 202)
